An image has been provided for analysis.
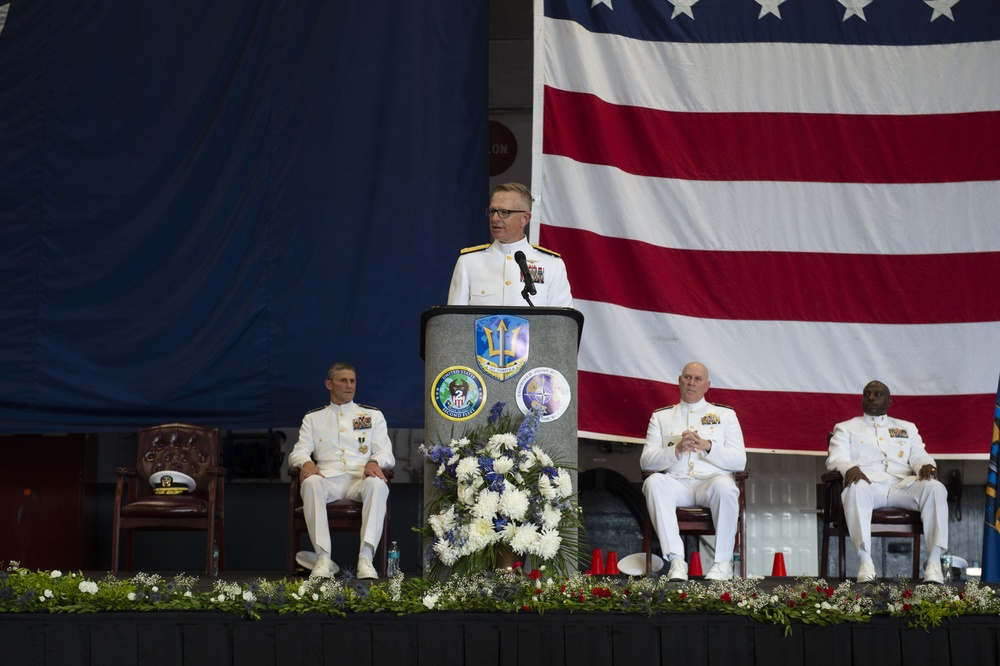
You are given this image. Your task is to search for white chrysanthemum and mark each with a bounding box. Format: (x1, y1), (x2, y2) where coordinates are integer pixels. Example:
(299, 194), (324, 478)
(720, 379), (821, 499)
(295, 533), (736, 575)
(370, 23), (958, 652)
(488, 432), (518, 450)
(499, 521), (518, 544)
(509, 523), (540, 554)
(423, 593), (440, 609)
(541, 504), (562, 530)
(532, 446), (553, 467)
(537, 475), (556, 500)
(455, 456), (480, 483)
(428, 507), (457, 537)
(555, 469), (573, 498)
(492, 455), (514, 475)
(471, 489), (500, 520)
(499, 487), (530, 521)
(433, 538), (460, 565)
(518, 450), (535, 472)
(447, 453), (460, 466)
(458, 482), (478, 506)
(532, 529), (562, 560)
(466, 517), (500, 551)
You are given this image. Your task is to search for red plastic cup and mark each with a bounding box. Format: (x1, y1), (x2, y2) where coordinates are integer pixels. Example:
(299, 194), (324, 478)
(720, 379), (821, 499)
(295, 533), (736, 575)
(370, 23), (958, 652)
(605, 551), (620, 575)
(688, 551), (703, 577)
(772, 552), (787, 577)
(589, 548), (605, 575)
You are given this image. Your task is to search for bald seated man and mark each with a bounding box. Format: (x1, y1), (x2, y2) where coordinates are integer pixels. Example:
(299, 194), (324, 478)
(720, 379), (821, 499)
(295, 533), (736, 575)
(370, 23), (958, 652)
(640, 362), (746, 581)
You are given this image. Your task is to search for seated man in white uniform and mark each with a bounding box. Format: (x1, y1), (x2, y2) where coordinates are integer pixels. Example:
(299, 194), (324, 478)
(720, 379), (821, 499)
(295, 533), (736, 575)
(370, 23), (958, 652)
(288, 362), (395, 579)
(447, 182), (573, 307)
(826, 380), (948, 584)
(641, 361), (746, 581)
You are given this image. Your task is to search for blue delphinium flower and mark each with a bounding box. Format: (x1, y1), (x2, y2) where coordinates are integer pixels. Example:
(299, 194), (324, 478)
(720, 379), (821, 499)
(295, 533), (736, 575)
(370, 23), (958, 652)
(488, 401), (505, 425)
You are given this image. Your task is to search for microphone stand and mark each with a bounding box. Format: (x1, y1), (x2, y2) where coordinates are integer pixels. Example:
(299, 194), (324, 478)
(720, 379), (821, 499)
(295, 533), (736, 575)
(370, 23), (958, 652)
(521, 286), (535, 307)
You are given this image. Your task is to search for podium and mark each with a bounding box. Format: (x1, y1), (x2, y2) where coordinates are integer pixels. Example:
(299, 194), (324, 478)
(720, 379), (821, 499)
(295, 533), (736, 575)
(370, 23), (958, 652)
(420, 306), (584, 556)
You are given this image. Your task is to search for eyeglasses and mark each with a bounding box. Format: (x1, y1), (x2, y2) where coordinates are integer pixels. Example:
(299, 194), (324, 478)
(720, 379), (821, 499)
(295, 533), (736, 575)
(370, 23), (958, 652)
(485, 208), (527, 219)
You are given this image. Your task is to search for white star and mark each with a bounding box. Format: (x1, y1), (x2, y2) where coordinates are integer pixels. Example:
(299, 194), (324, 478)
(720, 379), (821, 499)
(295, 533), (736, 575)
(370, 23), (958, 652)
(925, 0), (959, 22)
(591, 0), (614, 9)
(666, 0), (699, 20)
(838, 0), (872, 21)
(756, 0), (785, 19)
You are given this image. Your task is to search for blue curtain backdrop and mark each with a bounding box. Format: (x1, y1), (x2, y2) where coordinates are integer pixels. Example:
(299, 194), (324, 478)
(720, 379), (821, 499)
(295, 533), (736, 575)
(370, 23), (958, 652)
(0, 0), (489, 433)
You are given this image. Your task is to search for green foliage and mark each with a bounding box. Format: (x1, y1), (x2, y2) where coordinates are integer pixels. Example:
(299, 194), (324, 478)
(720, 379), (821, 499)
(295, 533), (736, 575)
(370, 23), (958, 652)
(4, 561), (1000, 634)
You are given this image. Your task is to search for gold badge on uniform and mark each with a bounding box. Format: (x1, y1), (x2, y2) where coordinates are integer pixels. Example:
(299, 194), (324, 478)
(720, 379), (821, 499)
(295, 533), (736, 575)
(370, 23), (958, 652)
(701, 413), (720, 425)
(897, 450), (904, 458)
(359, 444), (369, 454)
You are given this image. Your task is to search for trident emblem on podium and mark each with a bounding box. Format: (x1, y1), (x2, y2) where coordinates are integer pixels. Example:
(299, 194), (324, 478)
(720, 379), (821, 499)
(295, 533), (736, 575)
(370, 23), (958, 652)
(475, 314), (529, 382)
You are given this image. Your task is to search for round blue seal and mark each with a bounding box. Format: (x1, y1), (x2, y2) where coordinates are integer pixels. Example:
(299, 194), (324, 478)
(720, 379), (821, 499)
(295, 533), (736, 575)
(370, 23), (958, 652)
(432, 366), (487, 422)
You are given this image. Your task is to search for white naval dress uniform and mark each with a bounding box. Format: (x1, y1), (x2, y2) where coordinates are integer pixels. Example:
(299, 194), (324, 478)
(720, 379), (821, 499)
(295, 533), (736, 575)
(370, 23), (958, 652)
(640, 399), (746, 563)
(446, 237), (573, 307)
(826, 414), (948, 559)
(288, 401), (395, 558)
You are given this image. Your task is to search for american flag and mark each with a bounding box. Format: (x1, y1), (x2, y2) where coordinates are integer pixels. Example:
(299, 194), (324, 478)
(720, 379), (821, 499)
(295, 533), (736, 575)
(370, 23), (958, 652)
(532, 0), (1000, 455)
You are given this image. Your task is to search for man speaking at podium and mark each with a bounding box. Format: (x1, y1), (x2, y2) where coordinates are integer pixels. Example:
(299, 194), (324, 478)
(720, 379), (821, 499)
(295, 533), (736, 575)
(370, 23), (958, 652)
(447, 182), (573, 307)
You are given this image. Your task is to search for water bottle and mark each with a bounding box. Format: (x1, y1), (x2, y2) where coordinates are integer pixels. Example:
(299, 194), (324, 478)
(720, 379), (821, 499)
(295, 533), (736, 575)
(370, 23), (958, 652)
(387, 541), (400, 576)
(212, 542), (220, 576)
(941, 555), (952, 583)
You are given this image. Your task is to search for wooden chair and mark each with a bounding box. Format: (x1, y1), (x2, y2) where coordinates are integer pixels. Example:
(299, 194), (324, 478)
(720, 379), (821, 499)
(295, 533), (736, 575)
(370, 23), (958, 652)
(286, 466), (393, 575)
(820, 470), (922, 580)
(111, 423), (226, 576)
(641, 470), (749, 577)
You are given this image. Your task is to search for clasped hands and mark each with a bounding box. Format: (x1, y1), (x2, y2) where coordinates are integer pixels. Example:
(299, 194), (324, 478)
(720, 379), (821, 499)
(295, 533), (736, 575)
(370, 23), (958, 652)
(675, 428), (711, 454)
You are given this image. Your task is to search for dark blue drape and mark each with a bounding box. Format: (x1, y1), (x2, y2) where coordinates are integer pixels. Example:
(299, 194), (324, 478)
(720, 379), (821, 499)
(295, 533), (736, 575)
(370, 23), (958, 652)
(0, 0), (489, 432)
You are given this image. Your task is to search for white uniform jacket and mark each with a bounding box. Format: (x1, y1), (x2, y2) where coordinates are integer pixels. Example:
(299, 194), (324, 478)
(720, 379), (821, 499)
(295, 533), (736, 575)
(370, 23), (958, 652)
(446, 237), (573, 307)
(288, 401), (395, 478)
(826, 414), (935, 486)
(640, 399), (746, 478)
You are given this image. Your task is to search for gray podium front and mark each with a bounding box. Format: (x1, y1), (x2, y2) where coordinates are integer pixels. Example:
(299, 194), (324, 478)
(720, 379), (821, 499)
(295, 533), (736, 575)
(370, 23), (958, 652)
(420, 306), (584, 567)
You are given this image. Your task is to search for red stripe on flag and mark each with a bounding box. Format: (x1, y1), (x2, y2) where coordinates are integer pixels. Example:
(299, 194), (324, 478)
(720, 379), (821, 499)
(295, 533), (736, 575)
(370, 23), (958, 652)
(541, 226), (1000, 324)
(579, 370), (994, 456)
(543, 87), (1000, 184)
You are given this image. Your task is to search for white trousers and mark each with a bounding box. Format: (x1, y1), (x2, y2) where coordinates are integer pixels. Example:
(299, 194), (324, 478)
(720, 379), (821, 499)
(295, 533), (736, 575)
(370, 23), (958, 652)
(643, 473), (739, 564)
(840, 477), (948, 557)
(300, 473), (389, 557)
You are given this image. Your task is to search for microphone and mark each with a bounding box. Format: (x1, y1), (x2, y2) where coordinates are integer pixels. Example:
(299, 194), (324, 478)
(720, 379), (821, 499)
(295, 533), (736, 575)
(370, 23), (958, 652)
(514, 251), (536, 296)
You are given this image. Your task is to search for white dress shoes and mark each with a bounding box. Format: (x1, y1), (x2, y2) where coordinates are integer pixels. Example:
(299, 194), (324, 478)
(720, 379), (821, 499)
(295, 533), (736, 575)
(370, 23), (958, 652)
(923, 561), (945, 584)
(357, 556), (379, 580)
(704, 561), (734, 581)
(311, 555), (337, 579)
(856, 560), (876, 584)
(666, 558), (688, 581)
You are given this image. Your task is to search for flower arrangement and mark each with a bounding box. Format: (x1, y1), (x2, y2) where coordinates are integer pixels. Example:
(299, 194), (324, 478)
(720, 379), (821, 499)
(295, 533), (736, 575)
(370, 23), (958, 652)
(418, 402), (583, 577)
(4, 561), (1000, 634)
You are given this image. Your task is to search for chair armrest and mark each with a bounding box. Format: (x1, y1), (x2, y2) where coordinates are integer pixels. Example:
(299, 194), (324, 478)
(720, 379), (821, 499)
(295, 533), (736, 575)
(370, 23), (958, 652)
(115, 467), (138, 477)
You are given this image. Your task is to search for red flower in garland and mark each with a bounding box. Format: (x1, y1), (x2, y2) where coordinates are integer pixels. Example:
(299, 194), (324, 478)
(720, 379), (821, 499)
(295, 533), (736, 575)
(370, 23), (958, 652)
(528, 569), (542, 580)
(902, 589), (913, 599)
(720, 592), (732, 603)
(825, 587), (834, 598)
(903, 603), (912, 612)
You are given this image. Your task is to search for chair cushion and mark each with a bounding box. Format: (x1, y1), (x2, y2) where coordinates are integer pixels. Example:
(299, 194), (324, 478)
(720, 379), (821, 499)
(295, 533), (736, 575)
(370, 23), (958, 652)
(120, 495), (209, 517)
(872, 507), (922, 524)
(292, 499), (364, 519)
